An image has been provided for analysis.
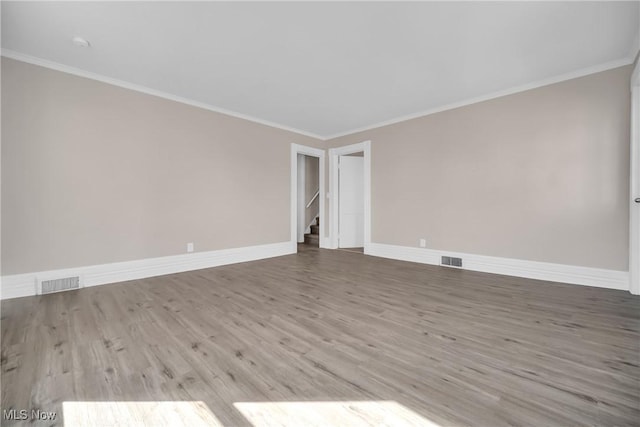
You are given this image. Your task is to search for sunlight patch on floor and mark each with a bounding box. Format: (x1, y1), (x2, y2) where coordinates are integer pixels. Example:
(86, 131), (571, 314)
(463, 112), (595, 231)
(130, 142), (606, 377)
(63, 401), (223, 427)
(233, 400), (440, 427)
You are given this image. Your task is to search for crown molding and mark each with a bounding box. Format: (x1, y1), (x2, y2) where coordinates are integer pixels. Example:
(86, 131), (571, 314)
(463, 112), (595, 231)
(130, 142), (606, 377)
(2, 49), (635, 142)
(1, 49), (325, 141)
(628, 28), (640, 66)
(323, 56), (636, 141)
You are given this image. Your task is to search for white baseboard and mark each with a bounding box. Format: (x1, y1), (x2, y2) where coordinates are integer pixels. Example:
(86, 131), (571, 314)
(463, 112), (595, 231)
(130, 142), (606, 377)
(319, 236), (332, 249)
(3, 241), (628, 299)
(323, 240), (337, 250)
(1, 241), (294, 300)
(368, 243), (629, 291)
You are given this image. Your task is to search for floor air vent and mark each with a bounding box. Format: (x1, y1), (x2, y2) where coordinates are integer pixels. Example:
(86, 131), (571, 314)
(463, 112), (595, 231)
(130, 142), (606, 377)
(39, 276), (81, 294)
(441, 256), (463, 268)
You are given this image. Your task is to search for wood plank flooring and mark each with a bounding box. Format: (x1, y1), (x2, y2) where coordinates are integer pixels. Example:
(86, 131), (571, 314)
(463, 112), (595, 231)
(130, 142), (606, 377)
(1, 245), (639, 426)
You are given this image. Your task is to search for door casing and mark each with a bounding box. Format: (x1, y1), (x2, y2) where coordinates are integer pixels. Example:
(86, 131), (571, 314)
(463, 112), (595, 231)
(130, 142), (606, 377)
(629, 60), (639, 295)
(329, 140), (371, 252)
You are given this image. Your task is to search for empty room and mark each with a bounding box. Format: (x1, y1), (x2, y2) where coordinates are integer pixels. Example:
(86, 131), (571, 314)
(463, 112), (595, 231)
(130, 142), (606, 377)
(1, 1), (639, 426)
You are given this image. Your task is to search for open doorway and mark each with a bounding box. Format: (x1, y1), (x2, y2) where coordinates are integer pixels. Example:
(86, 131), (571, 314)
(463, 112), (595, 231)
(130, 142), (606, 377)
(297, 154), (321, 247)
(329, 141), (371, 253)
(290, 144), (325, 252)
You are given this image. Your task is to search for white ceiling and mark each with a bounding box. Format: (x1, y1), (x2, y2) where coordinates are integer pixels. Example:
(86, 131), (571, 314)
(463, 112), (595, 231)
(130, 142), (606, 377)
(2, 1), (639, 139)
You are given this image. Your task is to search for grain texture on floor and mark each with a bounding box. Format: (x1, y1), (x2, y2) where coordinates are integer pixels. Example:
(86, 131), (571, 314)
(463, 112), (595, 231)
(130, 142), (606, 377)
(2, 245), (639, 426)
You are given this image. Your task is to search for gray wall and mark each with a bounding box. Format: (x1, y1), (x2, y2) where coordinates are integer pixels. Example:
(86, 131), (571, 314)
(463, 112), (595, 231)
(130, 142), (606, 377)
(1, 58), (322, 275)
(327, 65), (632, 271)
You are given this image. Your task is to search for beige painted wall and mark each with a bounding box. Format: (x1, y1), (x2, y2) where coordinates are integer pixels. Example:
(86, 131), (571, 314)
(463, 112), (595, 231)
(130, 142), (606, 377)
(2, 58), (632, 274)
(327, 66), (632, 271)
(1, 58), (322, 275)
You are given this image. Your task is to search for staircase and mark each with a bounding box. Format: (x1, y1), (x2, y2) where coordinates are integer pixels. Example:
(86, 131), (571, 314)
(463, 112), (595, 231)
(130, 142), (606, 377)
(304, 217), (320, 247)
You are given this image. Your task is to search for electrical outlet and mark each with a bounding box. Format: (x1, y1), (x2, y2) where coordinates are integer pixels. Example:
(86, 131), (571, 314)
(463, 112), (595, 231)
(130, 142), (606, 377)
(419, 238), (426, 248)
(187, 242), (194, 253)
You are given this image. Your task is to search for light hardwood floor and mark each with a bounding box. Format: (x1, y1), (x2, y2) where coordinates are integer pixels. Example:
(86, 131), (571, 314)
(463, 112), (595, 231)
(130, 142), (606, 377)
(2, 245), (639, 426)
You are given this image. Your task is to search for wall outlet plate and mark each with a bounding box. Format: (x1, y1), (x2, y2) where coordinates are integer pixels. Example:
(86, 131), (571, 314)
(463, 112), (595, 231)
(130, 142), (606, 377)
(187, 243), (194, 253)
(419, 238), (426, 248)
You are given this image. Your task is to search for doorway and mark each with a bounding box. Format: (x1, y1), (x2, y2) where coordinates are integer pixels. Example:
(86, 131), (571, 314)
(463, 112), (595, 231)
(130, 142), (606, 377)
(297, 153), (321, 247)
(329, 140), (371, 253)
(290, 144), (325, 252)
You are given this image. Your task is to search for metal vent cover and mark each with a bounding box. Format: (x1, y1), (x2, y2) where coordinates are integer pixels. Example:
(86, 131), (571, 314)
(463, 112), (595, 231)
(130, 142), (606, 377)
(39, 276), (81, 294)
(441, 256), (462, 268)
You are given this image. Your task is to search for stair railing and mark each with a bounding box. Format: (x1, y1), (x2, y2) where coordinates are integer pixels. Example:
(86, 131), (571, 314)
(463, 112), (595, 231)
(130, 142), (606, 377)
(306, 189), (320, 209)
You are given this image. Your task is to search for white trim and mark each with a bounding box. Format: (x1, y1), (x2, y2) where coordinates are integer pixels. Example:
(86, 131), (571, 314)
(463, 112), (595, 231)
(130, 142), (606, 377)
(290, 144), (326, 249)
(0, 241), (293, 300)
(368, 243), (629, 291)
(628, 28), (640, 68)
(629, 60), (640, 295)
(3, 49), (634, 142)
(324, 57), (635, 140)
(328, 141), (371, 252)
(1, 49), (324, 140)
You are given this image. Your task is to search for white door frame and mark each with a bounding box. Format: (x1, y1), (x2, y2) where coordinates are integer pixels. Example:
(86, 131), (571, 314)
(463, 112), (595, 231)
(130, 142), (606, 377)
(329, 140), (371, 253)
(291, 143), (325, 251)
(629, 61), (639, 295)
